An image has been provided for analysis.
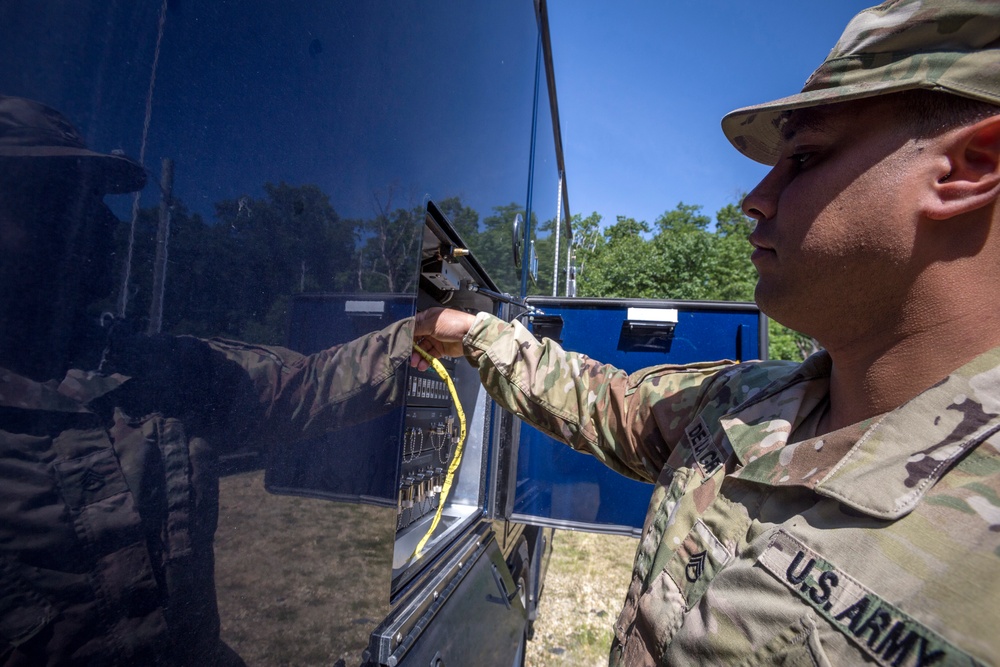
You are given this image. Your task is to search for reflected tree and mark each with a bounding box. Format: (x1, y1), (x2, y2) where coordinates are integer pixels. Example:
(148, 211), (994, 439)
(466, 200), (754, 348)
(353, 188), (422, 295)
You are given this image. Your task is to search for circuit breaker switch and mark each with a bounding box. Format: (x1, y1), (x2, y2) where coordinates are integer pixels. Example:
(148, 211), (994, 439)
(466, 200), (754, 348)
(400, 477), (415, 508)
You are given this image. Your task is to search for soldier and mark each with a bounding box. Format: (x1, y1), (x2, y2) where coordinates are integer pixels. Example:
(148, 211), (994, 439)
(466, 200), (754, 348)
(412, 1), (1000, 664)
(0, 96), (414, 665)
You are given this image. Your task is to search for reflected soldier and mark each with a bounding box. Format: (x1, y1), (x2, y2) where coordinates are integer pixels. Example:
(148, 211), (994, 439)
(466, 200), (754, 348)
(0, 96), (413, 665)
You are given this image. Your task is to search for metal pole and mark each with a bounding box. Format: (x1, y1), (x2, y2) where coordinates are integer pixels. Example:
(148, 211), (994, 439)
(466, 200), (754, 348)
(564, 231), (574, 298)
(148, 157), (173, 334)
(551, 171), (563, 296)
(565, 246), (575, 297)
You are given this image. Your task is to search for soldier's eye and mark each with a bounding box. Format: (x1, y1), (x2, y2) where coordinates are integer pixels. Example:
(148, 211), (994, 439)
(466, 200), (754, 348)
(789, 152), (814, 166)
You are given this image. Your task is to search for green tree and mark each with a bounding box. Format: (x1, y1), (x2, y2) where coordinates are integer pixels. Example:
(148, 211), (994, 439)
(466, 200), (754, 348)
(204, 183), (355, 342)
(705, 202), (757, 301)
(576, 216), (665, 298)
(354, 191), (422, 295)
(576, 204), (719, 300)
(768, 320), (821, 361)
(649, 203), (716, 299)
(436, 196), (480, 246)
(108, 182), (356, 343)
(528, 215), (559, 297)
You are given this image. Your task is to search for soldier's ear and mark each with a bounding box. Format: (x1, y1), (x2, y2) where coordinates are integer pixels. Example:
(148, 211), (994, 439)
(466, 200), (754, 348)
(924, 114), (1000, 221)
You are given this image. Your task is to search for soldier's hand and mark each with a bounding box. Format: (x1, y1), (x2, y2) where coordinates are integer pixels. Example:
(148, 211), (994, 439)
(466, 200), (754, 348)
(411, 307), (477, 371)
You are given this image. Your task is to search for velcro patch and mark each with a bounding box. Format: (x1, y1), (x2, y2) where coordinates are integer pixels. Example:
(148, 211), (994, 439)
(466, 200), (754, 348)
(684, 416), (729, 477)
(758, 530), (980, 667)
(667, 519), (732, 607)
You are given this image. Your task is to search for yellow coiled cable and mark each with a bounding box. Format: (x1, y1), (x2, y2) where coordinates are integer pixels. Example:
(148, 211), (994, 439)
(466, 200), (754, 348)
(410, 343), (467, 559)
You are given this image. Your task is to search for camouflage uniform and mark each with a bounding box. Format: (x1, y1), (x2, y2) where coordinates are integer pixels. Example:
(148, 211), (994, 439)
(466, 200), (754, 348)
(0, 319), (412, 666)
(464, 313), (999, 666)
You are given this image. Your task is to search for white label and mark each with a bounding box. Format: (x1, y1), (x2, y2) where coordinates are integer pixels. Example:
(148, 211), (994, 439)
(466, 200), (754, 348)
(626, 307), (678, 323)
(345, 300), (385, 314)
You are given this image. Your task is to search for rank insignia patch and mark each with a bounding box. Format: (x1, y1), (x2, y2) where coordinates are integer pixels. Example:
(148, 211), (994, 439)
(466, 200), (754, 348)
(686, 551), (707, 583)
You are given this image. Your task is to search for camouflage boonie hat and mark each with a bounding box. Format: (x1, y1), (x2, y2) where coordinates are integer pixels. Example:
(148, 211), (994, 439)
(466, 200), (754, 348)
(0, 95), (146, 194)
(722, 0), (1000, 165)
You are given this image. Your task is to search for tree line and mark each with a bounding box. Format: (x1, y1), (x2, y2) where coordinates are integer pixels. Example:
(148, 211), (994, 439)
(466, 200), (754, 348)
(111, 182), (813, 359)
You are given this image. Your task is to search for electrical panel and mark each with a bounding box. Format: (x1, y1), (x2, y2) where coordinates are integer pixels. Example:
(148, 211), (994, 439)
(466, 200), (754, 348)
(389, 202), (502, 591)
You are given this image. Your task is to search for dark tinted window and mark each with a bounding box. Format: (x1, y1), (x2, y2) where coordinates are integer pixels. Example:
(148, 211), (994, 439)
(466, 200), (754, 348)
(0, 2), (543, 664)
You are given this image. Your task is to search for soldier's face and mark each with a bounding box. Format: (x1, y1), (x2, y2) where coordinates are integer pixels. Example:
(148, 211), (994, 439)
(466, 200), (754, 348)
(0, 166), (116, 289)
(740, 99), (931, 346)
(0, 167), (118, 373)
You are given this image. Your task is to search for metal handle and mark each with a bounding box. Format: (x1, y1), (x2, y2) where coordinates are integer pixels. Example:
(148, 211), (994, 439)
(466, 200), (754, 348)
(489, 563), (519, 609)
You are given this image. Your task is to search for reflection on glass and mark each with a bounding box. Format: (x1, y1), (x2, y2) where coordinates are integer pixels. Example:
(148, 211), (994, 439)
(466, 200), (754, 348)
(0, 97), (413, 665)
(0, 0), (545, 663)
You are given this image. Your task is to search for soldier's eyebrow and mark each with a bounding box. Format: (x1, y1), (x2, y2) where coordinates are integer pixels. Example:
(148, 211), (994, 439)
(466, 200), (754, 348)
(779, 108), (833, 143)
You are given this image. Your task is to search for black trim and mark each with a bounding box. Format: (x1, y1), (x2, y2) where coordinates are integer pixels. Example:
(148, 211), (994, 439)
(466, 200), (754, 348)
(536, 0), (572, 240)
(425, 200), (501, 294)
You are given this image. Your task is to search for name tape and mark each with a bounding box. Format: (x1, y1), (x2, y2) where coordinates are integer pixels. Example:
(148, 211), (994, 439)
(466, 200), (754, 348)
(684, 416), (729, 477)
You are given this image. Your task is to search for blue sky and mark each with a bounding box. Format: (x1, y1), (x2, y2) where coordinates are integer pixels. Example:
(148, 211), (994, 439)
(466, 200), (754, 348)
(547, 0), (875, 227)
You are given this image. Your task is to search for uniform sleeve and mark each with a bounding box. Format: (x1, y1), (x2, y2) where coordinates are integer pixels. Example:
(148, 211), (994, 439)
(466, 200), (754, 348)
(202, 317), (414, 445)
(463, 313), (736, 482)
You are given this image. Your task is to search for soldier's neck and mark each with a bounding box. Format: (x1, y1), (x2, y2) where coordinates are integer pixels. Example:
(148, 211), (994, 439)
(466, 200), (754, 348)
(820, 322), (1000, 434)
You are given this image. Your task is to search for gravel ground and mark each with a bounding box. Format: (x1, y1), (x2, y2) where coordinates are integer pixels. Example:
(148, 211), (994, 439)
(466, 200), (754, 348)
(525, 530), (637, 667)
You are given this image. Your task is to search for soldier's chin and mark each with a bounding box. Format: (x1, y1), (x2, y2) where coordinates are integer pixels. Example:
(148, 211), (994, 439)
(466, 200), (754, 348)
(753, 280), (780, 317)
(753, 283), (806, 333)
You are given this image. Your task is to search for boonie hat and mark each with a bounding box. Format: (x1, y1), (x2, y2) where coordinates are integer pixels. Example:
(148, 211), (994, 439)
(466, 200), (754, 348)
(722, 0), (1000, 165)
(0, 95), (146, 194)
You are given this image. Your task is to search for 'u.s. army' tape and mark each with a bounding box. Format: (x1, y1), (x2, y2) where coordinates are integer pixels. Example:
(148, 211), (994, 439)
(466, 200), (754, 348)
(758, 530), (982, 667)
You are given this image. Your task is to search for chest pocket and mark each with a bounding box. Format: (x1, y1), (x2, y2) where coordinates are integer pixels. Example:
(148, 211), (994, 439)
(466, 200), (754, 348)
(656, 469), (748, 610)
(0, 557), (54, 649)
(646, 460), (744, 596)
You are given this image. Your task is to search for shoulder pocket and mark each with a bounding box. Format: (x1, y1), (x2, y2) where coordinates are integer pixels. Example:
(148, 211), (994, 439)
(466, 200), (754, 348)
(665, 518), (733, 607)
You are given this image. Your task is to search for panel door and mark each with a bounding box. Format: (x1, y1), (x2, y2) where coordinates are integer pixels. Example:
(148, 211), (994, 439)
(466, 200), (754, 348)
(511, 297), (766, 535)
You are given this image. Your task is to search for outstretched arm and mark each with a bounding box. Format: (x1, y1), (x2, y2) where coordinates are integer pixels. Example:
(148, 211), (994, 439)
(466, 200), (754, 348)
(106, 318), (415, 450)
(208, 318), (415, 444)
(412, 307), (732, 482)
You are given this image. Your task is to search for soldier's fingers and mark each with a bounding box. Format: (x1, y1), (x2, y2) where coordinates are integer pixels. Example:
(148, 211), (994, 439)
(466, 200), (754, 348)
(409, 350), (428, 370)
(412, 336), (442, 365)
(415, 307), (476, 343)
(421, 338), (447, 358)
(414, 307), (444, 338)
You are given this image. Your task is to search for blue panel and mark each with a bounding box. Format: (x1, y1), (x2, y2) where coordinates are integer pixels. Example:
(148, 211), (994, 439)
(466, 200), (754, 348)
(514, 299), (762, 532)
